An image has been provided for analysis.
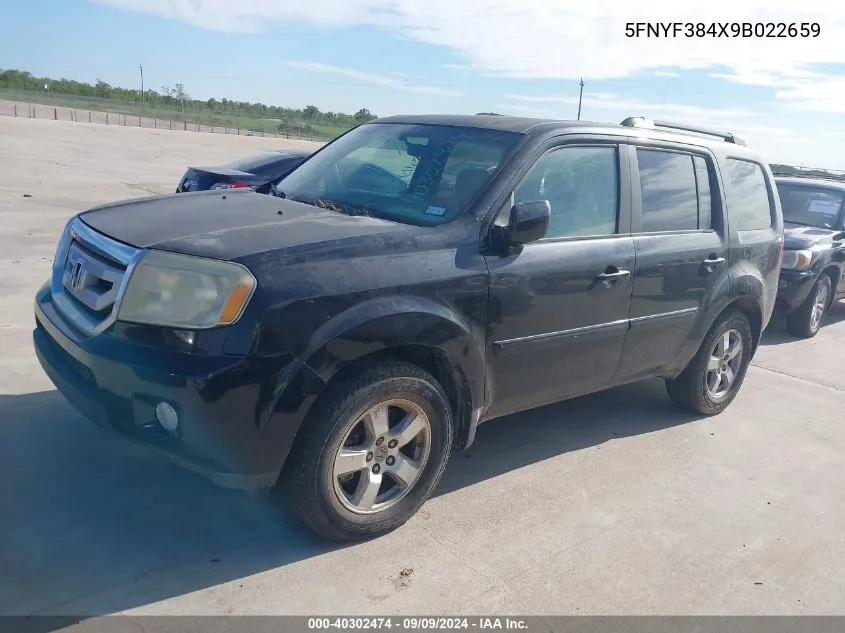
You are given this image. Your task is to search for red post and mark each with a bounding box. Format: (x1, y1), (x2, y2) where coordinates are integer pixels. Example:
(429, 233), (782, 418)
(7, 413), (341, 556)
(53, 107), (57, 120)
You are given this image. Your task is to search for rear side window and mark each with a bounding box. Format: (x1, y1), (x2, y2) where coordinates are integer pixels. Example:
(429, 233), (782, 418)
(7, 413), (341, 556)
(636, 148), (702, 232)
(725, 159), (774, 230)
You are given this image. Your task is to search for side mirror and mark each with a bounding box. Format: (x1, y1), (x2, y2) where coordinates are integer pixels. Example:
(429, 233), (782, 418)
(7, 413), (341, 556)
(506, 200), (550, 244)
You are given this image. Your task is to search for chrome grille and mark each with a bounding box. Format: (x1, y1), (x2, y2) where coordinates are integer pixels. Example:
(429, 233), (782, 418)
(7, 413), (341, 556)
(62, 242), (124, 313)
(50, 218), (146, 336)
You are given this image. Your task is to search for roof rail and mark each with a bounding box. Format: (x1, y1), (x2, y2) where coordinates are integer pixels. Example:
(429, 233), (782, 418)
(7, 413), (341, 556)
(476, 112), (504, 116)
(620, 116), (746, 146)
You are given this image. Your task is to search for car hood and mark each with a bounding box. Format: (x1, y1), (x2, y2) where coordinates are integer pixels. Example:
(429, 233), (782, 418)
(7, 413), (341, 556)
(78, 189), (412, 261)
(187, 165), (270, 186)
(783, 222), (845, 250)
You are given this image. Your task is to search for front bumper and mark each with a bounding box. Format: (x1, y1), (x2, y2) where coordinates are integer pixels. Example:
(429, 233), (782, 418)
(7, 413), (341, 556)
(33, 284), (321, 491)
(776, 269), (818, 313)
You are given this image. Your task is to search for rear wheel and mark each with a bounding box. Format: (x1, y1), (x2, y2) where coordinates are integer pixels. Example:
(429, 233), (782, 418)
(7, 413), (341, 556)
(665, 309), (753, 415)
(786, 274), (831, 339)
(280, 360), (453, 541)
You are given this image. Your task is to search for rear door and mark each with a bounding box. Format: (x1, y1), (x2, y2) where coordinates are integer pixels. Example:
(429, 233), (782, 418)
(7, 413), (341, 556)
(484, 140), (636, 419)
(613, 143), (730, 383)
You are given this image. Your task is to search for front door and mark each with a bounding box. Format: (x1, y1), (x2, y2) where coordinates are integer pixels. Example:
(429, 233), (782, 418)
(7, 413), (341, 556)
(484, 142), (635, 419)
(614, 144), (730, 383)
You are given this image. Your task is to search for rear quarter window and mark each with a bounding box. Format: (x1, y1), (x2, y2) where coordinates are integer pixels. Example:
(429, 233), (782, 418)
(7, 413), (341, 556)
(724, 159), (774, 230)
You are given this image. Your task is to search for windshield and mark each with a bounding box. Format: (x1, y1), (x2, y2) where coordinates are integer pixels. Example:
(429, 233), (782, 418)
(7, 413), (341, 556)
(275, 122), (523, 226)
(777, 183), (845, 230)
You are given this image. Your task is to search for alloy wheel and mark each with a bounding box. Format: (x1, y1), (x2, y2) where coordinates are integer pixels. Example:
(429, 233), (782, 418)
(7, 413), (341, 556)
(705, 329), (744, 402)
(332, 399), (432, 515)
(810, 281), (829, 332)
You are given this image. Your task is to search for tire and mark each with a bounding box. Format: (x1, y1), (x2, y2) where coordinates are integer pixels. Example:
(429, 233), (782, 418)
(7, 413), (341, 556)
(665, 309), (754, 415)
(279, 360), (453, 541)
(786, 274), (831, 339)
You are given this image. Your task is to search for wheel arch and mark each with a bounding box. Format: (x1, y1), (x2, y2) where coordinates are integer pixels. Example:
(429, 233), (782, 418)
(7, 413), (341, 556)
(725, 295), (764, 353)
(820, 265), (840, 306)
(312, 343), (476, 452)
(667, 293), (764, 381)
(277, 296), (486, 456)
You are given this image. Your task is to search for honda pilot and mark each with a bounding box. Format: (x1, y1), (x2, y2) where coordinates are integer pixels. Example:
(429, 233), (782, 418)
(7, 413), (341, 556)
(33, 114), (783, 541)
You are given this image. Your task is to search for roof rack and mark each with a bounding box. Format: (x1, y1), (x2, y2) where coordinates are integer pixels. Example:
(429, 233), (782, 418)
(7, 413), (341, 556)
(620, 116), (746, 146)
(476, 112), (504, 116)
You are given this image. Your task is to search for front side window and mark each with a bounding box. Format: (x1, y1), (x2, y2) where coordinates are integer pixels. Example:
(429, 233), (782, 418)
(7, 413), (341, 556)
(514, 146), (619, 238)
(776, 183), (845, 230)
(276, 123), (522, 226)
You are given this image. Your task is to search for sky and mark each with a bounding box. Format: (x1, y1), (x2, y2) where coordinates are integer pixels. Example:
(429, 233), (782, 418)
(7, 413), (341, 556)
(2, 0), (845, 167)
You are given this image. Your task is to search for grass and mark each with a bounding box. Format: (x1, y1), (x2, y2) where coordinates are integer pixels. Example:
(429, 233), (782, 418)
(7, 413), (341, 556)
(0, 89), (349, 140)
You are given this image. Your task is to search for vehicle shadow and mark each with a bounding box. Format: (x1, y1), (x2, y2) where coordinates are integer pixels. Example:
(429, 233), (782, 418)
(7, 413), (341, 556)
(0, 377), (698, 619)
(759, 301), (845, 346)
(433, 377), (696, 497)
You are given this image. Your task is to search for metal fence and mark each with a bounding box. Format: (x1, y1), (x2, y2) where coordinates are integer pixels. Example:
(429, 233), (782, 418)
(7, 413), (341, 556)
(0, 91), (341, 143)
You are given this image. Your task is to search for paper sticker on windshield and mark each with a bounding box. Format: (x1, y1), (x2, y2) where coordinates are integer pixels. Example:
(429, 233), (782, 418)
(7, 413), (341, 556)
(425, 205), (447, 216)
(808, 199), (841, 215)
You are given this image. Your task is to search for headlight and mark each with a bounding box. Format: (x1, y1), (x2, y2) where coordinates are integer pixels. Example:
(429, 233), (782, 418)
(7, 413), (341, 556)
(781, 249), (813, 271)
(117, 250), (256, 329)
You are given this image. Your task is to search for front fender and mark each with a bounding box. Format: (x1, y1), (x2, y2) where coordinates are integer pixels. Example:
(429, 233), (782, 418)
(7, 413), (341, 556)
(301, 295), (487, 412)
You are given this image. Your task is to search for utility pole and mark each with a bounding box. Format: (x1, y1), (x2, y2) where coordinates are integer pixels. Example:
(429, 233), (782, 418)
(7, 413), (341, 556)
(577, 78), (584, 121)
(139, 64), (144, 101)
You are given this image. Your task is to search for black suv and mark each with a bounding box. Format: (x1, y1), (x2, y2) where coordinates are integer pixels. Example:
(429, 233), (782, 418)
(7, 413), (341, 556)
(33, 114), (783, 541)
(773, 173), (845, 337)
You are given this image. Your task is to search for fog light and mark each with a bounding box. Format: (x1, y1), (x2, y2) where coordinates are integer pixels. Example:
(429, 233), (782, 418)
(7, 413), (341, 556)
(171, 329), (196, 346)
(155, 401), (180, 432)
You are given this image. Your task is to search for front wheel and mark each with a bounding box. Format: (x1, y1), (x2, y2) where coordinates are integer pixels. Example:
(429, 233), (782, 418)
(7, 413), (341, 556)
(665, 309), (753, 415)
(279, 360), (453, 541)
(786, 274), (831, 339)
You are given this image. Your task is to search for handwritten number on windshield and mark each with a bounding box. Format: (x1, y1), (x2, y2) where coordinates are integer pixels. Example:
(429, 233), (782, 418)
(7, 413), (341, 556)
(409, 134), (467, 201)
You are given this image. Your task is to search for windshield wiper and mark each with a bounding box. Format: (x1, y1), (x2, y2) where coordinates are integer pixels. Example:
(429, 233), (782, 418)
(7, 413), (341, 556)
(272, 187), (371, 217)
(313, 197), (348, 213)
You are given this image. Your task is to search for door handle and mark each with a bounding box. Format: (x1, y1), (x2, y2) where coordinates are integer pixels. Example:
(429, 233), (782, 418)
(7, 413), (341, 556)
(595, 269), (631, 284)
(703, 256), (725, 271)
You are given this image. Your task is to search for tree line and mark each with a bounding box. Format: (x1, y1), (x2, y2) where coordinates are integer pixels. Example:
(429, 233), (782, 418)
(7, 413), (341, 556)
(0, 68), (378, 129)
(770, 163), (845, 181)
